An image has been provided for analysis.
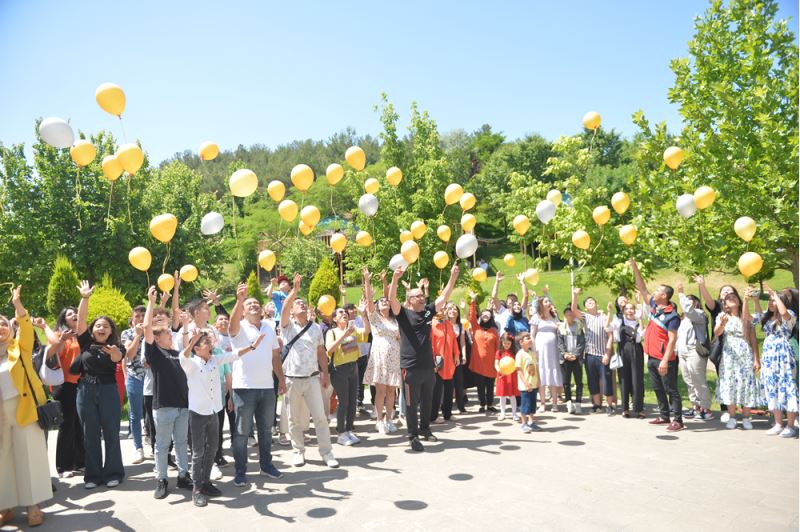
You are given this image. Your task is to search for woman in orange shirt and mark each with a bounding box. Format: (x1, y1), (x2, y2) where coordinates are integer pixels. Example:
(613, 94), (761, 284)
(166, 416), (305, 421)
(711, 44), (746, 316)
(430, 303), (464, 422)
(468, 295), (498, 413)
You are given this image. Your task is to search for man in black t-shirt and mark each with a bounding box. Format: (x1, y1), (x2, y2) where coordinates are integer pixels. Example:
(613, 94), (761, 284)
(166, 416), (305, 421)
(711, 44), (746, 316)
(389, 263), (459, 452)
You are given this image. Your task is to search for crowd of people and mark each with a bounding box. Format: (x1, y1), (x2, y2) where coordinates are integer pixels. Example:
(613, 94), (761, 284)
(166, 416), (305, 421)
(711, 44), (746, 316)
(0, 258), (797, 526)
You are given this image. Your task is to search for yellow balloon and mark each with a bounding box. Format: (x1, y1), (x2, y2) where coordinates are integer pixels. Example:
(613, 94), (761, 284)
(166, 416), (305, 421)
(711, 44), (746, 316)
(459, 192), (476, 211)
(128, 247), (151, 271)
(611, 192), (630, 215)
(461, 213), (477, 232)
(258, 250), (276, 271)
(318, 295), (336, 316)
(70, 140), (96, 167)
(619, 224), (638, 246)
(546, 189), (562, 206)
(444, 183), (464, 205)
(364, 177), (380, 194)
(117, 143), (144, 175)
(399, 230), (414, 244)
(503, 254), (516, 267)
(386, 166), (403, 186)
(663, 146), (685, 170)
(267, 180), (285, 202)
(157, 274), (175, 293)
(437, 225), (451, 242)
(298, 220), (313, 236)
(95, 82), (126, 117)
(592, 206), (611, 225)
(572, 230), (591, 250)
(300, 205), (321, 227)
(356, 230), (373, 247)
(433, 251), (449, 269)
(734, 216), (756, 242)
(101, 155), (123, 181)
(180, 264), (198, 282)
(345, 146), (366, 171)
(149, 213), (178, 243)
(410, 220), (427, 240)
(499, 357), (516, 376)
(738, 252), (763, 277)
(401, 240), (420, 264)
(472, 268), (487, 283)
(693, 186), (716, 210)
(290, 164), (314, 191)
(326, 163), (344, 185)
(229, 169), (258, 197)
(278, 200), (298, 222)
(330, 233), (347, 254)
(513, 215), (530, 236)
(524, 268), (540, 286)
(582, 111), (601, 130)
(199, 141), (219, 161)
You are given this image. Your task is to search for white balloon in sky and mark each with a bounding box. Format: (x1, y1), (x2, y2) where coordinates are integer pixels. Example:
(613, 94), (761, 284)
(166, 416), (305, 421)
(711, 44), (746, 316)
(455, 233), (478, 259)
(39, 117), (74, 149)
(676, 194), (697, 219)
(358, 194), (379, 217)
(201, 211), (224, 235)
(389, 253), (408, 271)
(535, 200), (556, 224)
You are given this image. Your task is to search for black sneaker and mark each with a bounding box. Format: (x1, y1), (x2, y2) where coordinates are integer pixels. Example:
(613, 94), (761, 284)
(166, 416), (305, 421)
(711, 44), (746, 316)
(486, 406), (498, 413)
(192, 491), (208, 507)
(167, 455), (178, 470)
(606, 406), (616, 417)
(592, 404), (600, 413)
(215, 456), (229, 467)
(409, 437), (424, 452)
(201, 482), (222, 497)
(478, 407), (486, 413)
(420, 430), (438, 442)
(176, 473), (193, 490)
(154, 479), (168, 499)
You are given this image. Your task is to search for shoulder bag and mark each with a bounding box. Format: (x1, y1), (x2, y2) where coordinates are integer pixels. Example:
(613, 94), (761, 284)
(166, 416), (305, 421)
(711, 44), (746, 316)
(280, 322), (313, 363)
(19, 355), (63, 430)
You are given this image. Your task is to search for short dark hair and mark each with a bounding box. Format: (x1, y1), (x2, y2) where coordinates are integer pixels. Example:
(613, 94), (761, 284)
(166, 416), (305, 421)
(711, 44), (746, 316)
(660, 284), (674, 301)
(186, 299), (208, 317)
(344, 303), (356, 312)
(132, 305), (146, 314)
(277, 275), (289, 284)
(563, 306), (573, 315)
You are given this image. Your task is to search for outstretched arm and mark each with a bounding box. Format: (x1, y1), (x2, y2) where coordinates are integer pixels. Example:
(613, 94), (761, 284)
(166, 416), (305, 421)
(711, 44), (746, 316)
(363, 269), (375, 315)
(693, 275), (717, 311)
(629, 258), (650, 303)
(571, 287), (584, 320)
(435, 264), (460, 313)
(227, 282), (248, 337)
(280, 274), (303, 329)
(143, 286), (158, 344)
(387, 268), (404, 316)
(490, 272), (503, 312)
(170, 270), (182, 330)
(76, 280), (94, 336)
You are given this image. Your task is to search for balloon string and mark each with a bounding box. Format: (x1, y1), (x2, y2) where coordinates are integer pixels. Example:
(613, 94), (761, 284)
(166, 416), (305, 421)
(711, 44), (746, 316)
(231, 195), (242, 271)
(119, 117), (128, 144)
(162, 242), (171, 274)
(75, 166), (82, 230)
(106, 181), (115, 230)
(589, 224), (606, 258)
(146, 271), (150, 288)
(297, 193), (305, 238)
(126, 176), (134, 233)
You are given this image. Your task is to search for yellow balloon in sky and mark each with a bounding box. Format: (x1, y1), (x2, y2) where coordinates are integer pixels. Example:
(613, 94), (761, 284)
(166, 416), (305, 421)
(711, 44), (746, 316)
(410, 220), (427, 240)
(326, 163), (344, 185)
(267, 180), (285, 202)
(330, 233), (347, 254)
(401, 240), (420, 264)
(180, 264), (198, 282)
(278, 200), (298, 222)
(70, 140), (96, 167)
(356, 230), (372, 247)
(199, 141), (219, 161)
(291, 164), (314, 191)
(117, 143), (144, 175)
(300, 205), (321, 227)
(582, 111), (601, 130)
(546, 189), (562, 206)
(298, 220), (313, 236)
(503, 254), (516, 267)
(611, 192), (630, 215)
(592, 206), (611, 225)
(663, 146), (685, 170)
(364, 177), (380, 194)
(619, 225), (638, 246)
(461, 213), (477, 232)
(95, 82), (126, 117)
(128, 247), (151, 271)
(157, 274), (174, 293)
(149, 213), (178, 243)
(386, 166), (403, 186)
(459, 192), (476, 211)
(513, 215), (530, 236)
(572, 230), (591, 250)
(229, 169), (258, 197)
(258, 250), (276, 271)
(399, 230), (414, 244)
(101, 155), (123, 181)
(444, 183), (464, 205)
(318, 295), (336, 316)
(693, 186), (716, 210)
(437, 225), (451, 242)
(738, 252), (763, 277)
(472, 268), (487, 283)
(524, 268), (540, 286)
(734, 216), (756, 243)
(345, 146), (366, 171)
(433, 251), (449, 269)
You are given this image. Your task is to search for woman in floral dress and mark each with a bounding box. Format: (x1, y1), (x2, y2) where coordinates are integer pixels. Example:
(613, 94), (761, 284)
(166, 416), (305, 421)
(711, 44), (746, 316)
(746, 287), (798, 438)
(531, 297), (563, 413)
(714, 292), (760, 430)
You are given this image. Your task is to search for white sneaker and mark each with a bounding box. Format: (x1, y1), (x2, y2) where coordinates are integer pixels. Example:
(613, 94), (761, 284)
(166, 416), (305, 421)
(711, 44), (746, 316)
(210, 464), (223, 480)
(566, 400), (575, 414)
(767, 424), (784, 435)
(369, 409), (377, 420)
(322, 453), (339, 468)
(721, 412), (731, 423)
(84, 482), (97, 489)
(537, 404), (546, 413)
(376, 421), (386, 434)
(385, 421), (398, 433)
(726, 418), (737, 429)
(132, 448), (145, 465)
(59, 471), (74, 479)
(497, 413), (506, 421)
(574, 403), (582, 415)
(292, 452), (305, 467)
(780, 427), (799, 438)
(742, 418), (753, 430)
(347, 431), (360, 444)
(337, 434), (353, 446)
(144, 448), (153, 460)
(512, 413), (521, 422)
(106, 479), (120, 488)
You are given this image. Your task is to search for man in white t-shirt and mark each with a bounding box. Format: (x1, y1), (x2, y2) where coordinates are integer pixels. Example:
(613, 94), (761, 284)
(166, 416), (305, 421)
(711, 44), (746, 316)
(228, 283), (286, 486)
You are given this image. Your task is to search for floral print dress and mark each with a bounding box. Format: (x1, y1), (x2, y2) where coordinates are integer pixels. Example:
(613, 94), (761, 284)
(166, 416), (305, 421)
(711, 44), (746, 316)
(363, 310), (402, 387)
(715, 314), (759, 407)
(755, 310), (798, 412)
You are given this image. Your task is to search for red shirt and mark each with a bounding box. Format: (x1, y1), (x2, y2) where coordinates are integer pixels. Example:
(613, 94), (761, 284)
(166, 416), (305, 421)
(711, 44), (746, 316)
(432, 319), (460, 380)
(644, 298), (680, 361)
(468, 302), (498, 378)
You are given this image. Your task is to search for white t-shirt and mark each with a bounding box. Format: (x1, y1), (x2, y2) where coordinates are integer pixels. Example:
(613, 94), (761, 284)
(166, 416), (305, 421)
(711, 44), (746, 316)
(281, 320), (324, 377)
(230, 319), (279, 389)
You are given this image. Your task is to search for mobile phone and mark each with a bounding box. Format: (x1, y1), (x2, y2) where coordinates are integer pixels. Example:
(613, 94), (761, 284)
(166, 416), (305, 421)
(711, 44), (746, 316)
(348, 320), (356, 329)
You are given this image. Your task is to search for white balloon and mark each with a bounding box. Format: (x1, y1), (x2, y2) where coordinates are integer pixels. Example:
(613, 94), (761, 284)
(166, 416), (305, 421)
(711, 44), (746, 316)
(676, 194), (697, 219)
(358, 193), (379, 217)
(201, 211), (224, 235)
(455, 233), (478, 259)
(38, 117), (74, 149)
(535, 200), (556, 224)
(389, 253), (408, 271)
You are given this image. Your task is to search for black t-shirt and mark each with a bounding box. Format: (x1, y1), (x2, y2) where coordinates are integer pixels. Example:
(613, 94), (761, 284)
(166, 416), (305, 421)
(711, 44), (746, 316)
(144, 341), (188, 410)
(68, 330), (118, 384)
(706, 299), (722, 331)
(396, 302), (436, 370)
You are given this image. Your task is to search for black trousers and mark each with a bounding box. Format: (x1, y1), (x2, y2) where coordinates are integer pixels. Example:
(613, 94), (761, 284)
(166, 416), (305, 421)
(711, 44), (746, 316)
(561, 359), (584, 403)
(143, 394), (156, 452)
(620, 350), (644, 412)
(403, 367), (435, 439)
(330, 362), (359, 433)
(452, 366), (467, 412)
(430, 375), (455, 421)
(53, 382), (86, 472)
(475, 376), (495, 407)
(357, 356), (369, 405)
(215, 407), (226, 461)
(647, 357), (682, 422)
(190, 411), (218, 488)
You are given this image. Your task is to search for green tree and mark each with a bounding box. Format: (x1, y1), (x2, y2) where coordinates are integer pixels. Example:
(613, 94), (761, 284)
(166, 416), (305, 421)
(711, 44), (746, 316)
(246, 270), (264, 303)
(308, 257), (340, 309)
(87, 274), (133, 330)
(46, 255), (81, 318)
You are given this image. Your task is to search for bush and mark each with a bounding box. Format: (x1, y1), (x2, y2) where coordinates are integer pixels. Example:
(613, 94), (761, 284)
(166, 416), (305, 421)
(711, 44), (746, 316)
(308, 257), (339, 310)
(87, 274), (133, 333)
(47, 255), (80, 317)
(246, 270), (264, 303)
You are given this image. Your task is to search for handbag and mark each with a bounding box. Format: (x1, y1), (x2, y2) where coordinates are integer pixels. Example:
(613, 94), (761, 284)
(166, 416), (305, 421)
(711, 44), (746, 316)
(609, 352), (623, 370)
(280, 321), (313, 363)
(709, 334), (724, 366)
(19, 355), (63, 431)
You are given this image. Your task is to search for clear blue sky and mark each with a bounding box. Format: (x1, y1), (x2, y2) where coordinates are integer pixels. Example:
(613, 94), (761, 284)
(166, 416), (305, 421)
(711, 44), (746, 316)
(1, 0), (797, 165)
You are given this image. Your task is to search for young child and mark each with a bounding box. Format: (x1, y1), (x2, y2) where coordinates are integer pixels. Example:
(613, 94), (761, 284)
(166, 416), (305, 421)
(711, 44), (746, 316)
(515, 332), (541, 432)
(494, 333), (520, 421)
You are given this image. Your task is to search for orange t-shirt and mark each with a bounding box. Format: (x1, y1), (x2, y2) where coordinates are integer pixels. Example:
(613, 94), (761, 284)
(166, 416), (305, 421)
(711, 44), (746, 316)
(58, 336), (81, 384)
(468, 302), (498, 378)
(432, 319), (460, 380)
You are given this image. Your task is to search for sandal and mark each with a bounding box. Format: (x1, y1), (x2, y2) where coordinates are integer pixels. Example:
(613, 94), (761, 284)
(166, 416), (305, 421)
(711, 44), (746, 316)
(27, 506), (44, 527)
(1, 509), (15, 526)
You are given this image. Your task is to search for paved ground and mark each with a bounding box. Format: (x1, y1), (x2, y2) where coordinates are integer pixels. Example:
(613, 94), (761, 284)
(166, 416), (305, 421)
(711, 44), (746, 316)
(3, 393), (797, 531)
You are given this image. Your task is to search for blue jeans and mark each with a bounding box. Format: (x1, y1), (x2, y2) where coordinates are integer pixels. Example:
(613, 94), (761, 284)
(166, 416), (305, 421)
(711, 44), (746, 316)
(232, 388), (275, 476)
(153, 407), (189, 480)
(126, 375), (144, 450)
(76, 380), (125, 484)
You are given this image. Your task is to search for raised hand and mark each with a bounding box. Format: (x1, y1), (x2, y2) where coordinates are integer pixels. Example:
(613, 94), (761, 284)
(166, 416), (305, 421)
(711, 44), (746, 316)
(692, 274), (705, 286)
(393, 267), (406, 280)
(32, 317), (47, 329)
(173, 270), (181, 286)
(495, 271), (504, 282)
(147, 286), (158, 304)
(516, 272), (525, 283)
(292, 273), (303, 290)
(78, 280), (94, 299)
(676, 282), (684, 293)
(606, 301), (613, 314)
(356, 297), (367, 315)
(160, 291), (171, 307)
(202, 289), (221, 305)
(339, 284), (347, 295)
(418, 278), (429, 289)
(362, 268), (372, 283)
(572, 287), (581, 296)
(236, 282), (248, 302)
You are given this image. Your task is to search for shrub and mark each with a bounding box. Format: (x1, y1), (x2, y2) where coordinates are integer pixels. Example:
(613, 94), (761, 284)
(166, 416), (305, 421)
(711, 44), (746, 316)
(87, 274), (133, 333)
(246, 270), (264, 303)
(47, 255), (80, 317)
(308, 257), (340, 310)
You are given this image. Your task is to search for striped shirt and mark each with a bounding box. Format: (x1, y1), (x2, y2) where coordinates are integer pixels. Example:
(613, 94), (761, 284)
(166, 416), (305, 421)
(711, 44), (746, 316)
(583, 313), (608, 356)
